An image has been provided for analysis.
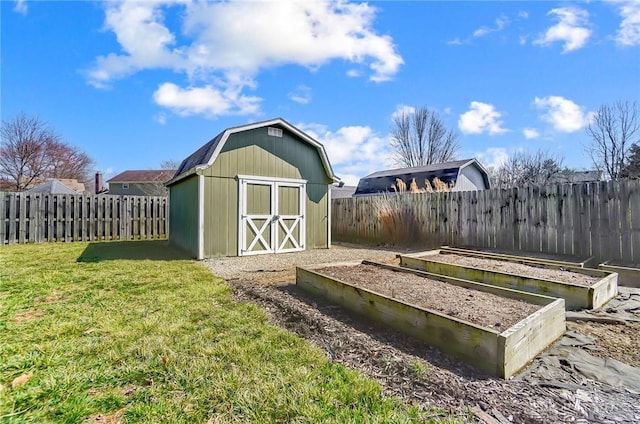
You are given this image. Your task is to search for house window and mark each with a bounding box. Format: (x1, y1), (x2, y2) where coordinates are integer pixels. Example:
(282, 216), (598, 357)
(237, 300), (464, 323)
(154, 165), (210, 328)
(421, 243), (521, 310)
(268, 127), (283, 137)
(122, 183), (129, 189)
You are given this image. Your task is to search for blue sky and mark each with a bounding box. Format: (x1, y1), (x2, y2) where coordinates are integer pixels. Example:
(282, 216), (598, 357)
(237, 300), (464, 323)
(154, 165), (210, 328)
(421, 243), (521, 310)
(2, 0), (639, 185)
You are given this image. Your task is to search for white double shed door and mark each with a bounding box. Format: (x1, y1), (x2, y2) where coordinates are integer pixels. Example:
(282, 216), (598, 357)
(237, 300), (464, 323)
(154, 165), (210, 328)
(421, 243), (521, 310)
(238, 176), (306, 256)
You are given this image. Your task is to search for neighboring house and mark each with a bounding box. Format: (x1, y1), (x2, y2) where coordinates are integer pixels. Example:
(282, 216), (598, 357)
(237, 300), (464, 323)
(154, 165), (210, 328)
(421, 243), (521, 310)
(330, 183), (357, 199)
(166, 118), (338, 259)
(548, 170), (602, 184)
(24, 179), (82, 195)
(354, 158), (491, 196)
(107, 170), (176, 196)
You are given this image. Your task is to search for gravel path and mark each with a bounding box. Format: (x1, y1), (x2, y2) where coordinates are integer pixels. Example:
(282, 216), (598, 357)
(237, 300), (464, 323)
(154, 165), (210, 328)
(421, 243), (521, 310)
(205, 244), (405, 282)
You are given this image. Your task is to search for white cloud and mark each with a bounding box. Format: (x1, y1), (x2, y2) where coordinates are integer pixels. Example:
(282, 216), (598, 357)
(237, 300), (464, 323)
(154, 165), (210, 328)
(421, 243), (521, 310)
(476, 147), (509, 169)
(299, 122), (393, 182)
(523, 128), (540, 139)
(289, 85), (312, 104)
(609, 0), (640, 46)
(391, 104), (416, 121)
(518, 11), (529, 19)
(335, 174), (361, 187)
(533, 96), (591, 133)
(534, 7), (591, 53)
(87, 0), (403, 110)
(152, 82), (262, 117)
(473, 16), (509, 38)
(346, 69), (361, 78)
(14, 0), (27, 14)
(458, 102), (508, 135)
(154, 112), (168, 125)
(447, 37), (463, 46)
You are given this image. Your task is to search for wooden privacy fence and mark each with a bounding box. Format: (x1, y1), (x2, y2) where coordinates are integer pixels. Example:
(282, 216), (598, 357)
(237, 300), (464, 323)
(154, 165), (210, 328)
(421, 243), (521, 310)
(1, 193), (168, 244)
(331, 179), (640, 265)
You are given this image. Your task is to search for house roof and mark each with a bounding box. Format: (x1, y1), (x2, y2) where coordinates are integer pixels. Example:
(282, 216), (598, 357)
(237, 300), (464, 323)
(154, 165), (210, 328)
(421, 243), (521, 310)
(549, 170), (602, 184)
(25, 179), (80, 194)
(355, 158), (490, 196)
(330, 184), (357, 199)
(107, 170), (176, 184)
(168, 118), (338, 185)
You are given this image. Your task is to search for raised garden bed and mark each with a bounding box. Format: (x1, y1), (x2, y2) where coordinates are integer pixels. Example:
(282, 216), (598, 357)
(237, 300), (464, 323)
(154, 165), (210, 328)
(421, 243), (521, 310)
(441, 246), (594, 268)
(296, 260), (565, 378)
(399, 250), (617, 310)
(598, 262), (640, 288)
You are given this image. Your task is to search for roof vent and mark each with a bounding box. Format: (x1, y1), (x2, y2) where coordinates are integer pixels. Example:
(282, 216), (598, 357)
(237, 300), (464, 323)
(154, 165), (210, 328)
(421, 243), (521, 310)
(268, 127), (283, 137)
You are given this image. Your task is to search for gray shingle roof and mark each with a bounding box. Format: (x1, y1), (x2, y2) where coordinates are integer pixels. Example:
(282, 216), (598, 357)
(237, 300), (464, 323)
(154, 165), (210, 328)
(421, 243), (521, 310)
(363, 159), (474, 179)
(107, 170), (176, 183)
(25, 179), (80, 194)
(174, 131), (224, 177)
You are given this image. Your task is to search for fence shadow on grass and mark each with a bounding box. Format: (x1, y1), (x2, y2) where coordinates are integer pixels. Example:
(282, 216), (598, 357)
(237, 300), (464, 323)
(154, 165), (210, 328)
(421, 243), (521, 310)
(77, 240), (192, 262)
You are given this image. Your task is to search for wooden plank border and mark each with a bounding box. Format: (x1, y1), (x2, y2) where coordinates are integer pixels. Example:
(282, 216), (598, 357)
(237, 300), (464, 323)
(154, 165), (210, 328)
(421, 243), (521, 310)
(599, 262), (640, 288)
(297, 261), (565, 378)
(399, 252), (617, 310)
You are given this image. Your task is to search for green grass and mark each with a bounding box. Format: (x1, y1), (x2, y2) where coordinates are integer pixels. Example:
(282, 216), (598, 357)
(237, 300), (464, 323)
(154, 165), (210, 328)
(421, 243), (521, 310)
(1, 241), (464, 423)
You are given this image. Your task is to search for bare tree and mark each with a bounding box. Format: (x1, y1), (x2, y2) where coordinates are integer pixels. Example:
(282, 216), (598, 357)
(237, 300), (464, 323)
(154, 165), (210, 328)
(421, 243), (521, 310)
(160, 158), (181, 170)
(390, 106), (459, 167)
(491, 149), (563, 189)
(586, 100), (639, 180)
(0, 112), (93, 191)
(47, 141), (93, 182)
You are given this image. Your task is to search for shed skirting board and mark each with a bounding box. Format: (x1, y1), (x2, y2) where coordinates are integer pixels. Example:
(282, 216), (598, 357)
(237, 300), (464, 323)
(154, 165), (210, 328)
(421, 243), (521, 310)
(296, 261), (565, 378)
(399, 253), (617, 310)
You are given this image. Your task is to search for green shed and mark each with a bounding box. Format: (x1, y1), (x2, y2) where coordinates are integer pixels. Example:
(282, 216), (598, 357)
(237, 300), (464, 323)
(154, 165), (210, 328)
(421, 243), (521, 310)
(166, 118), (339, 259)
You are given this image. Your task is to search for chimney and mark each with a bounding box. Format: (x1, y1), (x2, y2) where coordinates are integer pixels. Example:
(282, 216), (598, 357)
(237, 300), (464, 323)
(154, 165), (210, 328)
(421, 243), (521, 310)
(95, 172), (104, 194)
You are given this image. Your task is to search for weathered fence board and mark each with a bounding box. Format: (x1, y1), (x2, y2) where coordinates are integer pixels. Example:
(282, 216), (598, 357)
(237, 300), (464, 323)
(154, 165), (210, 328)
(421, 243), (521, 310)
(1, 193), (168, 244)
(332, 180), (640, 265)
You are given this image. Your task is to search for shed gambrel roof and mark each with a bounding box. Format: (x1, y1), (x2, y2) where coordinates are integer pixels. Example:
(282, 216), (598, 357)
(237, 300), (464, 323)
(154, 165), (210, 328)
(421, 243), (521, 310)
(167, 118), (338, 185)
(355, 158), (490, 195)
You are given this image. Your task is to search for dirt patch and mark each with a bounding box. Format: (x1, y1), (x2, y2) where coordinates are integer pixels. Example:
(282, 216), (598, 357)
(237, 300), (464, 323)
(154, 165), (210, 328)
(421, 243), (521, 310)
(567, 321), (640, 367)
(314, 264), (539, 329)
(15, 309), (45, 323)
(424, 253), (600, 286)
(84, 408), (125, 424)
(34, 294), (66, 305)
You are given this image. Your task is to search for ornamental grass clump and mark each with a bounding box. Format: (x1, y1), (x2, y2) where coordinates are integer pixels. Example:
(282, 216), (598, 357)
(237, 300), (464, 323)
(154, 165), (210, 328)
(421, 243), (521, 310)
(374, 176), (450, 246)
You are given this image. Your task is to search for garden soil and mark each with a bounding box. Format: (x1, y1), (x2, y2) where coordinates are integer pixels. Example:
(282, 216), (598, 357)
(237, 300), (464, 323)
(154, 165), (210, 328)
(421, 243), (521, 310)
(205, 244), (640, 423)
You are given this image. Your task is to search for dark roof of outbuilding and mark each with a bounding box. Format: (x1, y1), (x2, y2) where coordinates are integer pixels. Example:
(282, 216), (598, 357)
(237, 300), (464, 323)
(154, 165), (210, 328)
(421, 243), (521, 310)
(354, 158), (490, 196)
(107, 170), (176, 184)
(363, 159), (475, 179)
(25, 179), (80, 194)
(168, 118), (338, 185)
(173, 132), (225, 177)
